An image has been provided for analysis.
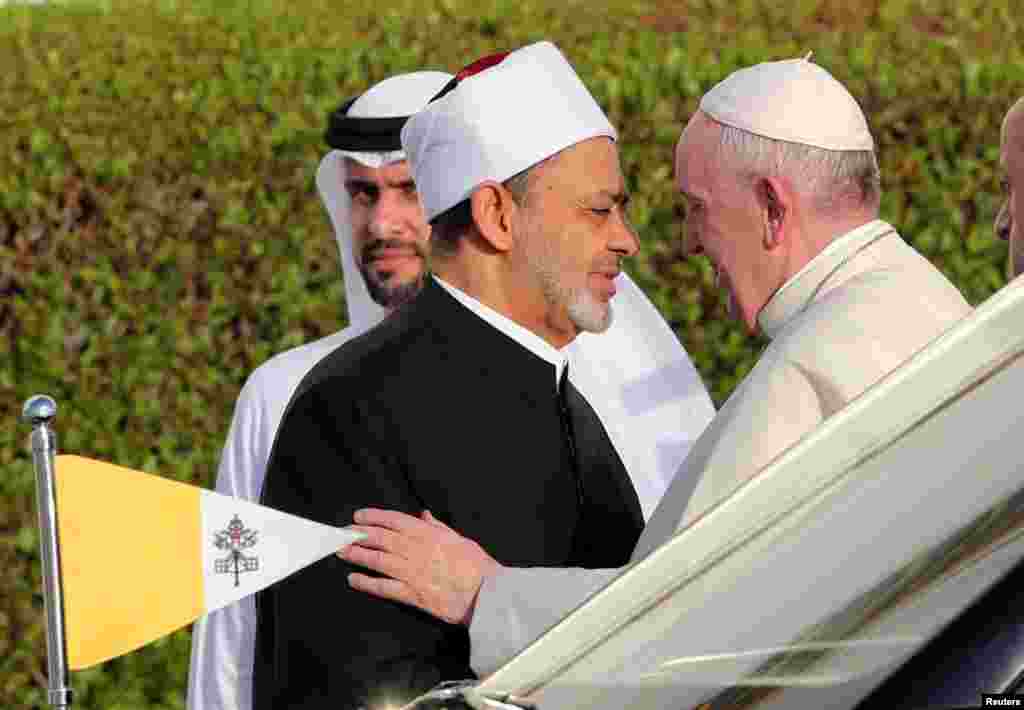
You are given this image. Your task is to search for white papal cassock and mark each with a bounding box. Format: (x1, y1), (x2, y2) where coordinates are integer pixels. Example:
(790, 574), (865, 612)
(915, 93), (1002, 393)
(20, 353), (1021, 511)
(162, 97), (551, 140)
(469, 219), (971, 675)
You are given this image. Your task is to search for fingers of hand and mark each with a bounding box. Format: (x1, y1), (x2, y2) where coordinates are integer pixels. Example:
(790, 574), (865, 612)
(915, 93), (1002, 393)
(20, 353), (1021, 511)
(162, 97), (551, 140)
(353, 508), (424, 533)
(339, 542), (409, 581)
(349, 525), (407, 555)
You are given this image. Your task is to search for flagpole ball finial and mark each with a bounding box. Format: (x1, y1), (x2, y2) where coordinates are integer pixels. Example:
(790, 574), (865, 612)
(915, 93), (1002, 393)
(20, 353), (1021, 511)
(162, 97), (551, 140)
(23, 395), (57, 425)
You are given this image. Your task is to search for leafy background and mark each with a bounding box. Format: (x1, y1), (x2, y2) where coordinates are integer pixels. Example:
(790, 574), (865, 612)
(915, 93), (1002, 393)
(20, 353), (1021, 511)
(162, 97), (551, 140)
(1, 0), (1022, 706)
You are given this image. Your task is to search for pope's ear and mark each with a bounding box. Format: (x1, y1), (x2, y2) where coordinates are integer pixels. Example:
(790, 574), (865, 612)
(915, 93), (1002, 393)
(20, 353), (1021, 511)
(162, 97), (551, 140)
(470, 182), (517, 253)
(757, 176), (789, 249)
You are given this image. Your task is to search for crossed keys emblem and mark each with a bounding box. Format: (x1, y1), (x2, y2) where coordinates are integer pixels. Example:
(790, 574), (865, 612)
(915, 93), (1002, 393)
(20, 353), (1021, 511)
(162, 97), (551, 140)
(213, 515), (259, 587)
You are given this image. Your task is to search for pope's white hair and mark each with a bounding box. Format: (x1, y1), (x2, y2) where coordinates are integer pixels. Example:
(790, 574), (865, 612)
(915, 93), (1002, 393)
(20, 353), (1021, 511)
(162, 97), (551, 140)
(716, 122), (881, 214)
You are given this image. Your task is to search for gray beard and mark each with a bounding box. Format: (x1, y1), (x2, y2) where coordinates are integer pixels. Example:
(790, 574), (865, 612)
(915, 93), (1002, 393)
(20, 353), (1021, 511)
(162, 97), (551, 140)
(526, 246), (613, 334)
(565, 285), (614, 333)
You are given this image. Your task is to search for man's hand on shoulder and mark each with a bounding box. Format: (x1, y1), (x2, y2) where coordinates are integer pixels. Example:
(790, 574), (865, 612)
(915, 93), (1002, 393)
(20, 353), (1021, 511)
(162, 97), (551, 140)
(338, 508), (500, 626)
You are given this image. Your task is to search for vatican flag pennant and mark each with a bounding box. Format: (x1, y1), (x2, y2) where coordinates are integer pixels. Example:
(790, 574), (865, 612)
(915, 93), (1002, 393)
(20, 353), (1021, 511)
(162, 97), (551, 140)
(53, 454), (363, 670)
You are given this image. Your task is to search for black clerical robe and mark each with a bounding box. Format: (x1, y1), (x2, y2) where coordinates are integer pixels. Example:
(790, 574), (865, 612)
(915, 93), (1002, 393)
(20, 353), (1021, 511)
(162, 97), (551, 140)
(253, 278), (642, 710)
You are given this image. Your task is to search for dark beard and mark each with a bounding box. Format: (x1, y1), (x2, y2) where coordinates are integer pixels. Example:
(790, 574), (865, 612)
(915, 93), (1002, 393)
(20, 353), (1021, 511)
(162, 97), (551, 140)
(362, 268), (426, 308)
(359, 238), (428, 308)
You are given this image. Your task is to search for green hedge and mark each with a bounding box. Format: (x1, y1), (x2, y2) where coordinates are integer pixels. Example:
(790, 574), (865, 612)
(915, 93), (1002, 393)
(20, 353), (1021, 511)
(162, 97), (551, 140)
(1, 0), (1022, 706)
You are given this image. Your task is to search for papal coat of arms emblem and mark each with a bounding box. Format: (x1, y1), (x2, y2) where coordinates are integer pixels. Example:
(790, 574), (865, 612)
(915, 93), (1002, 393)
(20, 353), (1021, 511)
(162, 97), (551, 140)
(213, 515), (259, 587)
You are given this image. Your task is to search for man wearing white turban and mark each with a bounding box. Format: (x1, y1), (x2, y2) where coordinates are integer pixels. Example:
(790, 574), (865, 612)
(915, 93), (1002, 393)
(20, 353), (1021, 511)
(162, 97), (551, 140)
(342, 56), (972, 678)
(185, 70), (454, 710)
(255, 41), (714, 709)
(997, 96), (1024, 280)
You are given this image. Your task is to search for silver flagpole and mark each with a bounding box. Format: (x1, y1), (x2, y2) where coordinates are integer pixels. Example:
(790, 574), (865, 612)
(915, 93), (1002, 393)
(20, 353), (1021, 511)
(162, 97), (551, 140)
(23, 395), (73, 709)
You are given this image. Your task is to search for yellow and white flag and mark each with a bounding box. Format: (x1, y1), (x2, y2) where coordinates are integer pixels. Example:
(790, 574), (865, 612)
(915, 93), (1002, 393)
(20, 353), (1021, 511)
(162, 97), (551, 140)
(53, 454), (362, 670)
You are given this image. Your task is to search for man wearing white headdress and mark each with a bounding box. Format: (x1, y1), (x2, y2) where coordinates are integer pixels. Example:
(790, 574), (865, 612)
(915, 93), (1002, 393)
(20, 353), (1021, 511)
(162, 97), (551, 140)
(255, 41), (713, 710)
(342, 56), (972, 678)
(185, 70), (453, 710)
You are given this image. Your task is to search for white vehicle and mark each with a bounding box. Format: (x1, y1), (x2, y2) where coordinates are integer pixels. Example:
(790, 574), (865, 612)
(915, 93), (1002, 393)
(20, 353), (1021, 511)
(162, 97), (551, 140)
(408, 278), (1024, 710)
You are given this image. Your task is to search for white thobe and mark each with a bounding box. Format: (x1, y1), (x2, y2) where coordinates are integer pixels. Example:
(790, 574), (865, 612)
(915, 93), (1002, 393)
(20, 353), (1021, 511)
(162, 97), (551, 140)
(469, 220), (972, 675)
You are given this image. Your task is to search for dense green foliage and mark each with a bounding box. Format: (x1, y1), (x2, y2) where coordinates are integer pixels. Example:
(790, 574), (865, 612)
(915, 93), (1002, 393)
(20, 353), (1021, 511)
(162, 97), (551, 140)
(1, 0), (1022, 706)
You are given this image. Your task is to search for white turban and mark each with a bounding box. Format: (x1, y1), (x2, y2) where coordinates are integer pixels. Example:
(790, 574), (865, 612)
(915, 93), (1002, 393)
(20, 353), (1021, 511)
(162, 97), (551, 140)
(700, 56), (874, 151)
(315, 70), (453, 332)
(401, 41), (618, 221)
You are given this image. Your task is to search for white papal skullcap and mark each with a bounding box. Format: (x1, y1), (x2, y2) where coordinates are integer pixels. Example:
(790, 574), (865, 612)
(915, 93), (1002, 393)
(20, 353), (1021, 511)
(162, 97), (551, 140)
(402, 41), (617, 221)
(699, 57), (874, 152)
